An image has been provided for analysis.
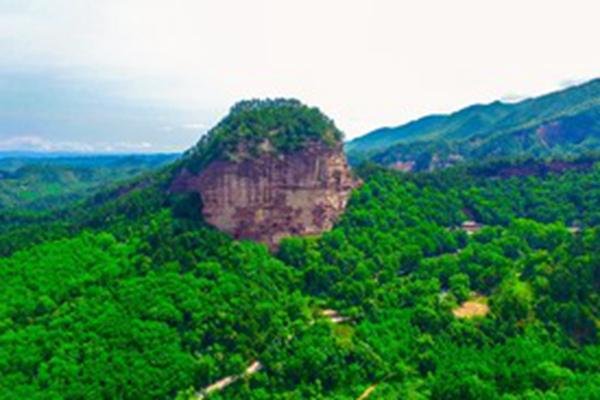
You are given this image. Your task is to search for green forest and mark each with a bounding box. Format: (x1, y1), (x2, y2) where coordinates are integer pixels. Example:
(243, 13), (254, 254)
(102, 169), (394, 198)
(183, 99), (343, 173)
(346, 78), (600, 170)
(0, 153), (598, 399)
(0, 154), (176, 211)
(3, 2), (599, 399)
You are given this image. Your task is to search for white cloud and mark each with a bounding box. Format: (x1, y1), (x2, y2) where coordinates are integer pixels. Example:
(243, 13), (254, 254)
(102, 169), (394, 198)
(181, 123), (206, 130)
(500, 94), (528, 103)
(1, 0), (600, 142)
(112, 141), (152, 150)
(559, 78), (592, 89)
(161, 123), (206, 132)
(0, 135), (154, 153)
(0, 135), (95, 152)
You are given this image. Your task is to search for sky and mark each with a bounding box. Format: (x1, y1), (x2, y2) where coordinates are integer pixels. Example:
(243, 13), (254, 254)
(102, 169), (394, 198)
(1, 0), (600, 153)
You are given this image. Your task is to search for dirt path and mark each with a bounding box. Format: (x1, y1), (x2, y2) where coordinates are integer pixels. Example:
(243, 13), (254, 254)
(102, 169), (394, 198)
(196, 310), (349, 398)
(357, 383), (378, 400)
(196, 361), (263, 399)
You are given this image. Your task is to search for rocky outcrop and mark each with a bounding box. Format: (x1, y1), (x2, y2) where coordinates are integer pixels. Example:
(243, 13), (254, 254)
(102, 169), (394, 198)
(171, 142), (359, 249)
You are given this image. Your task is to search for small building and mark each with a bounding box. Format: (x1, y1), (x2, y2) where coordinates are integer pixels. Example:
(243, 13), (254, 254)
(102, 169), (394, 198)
(461, 220), (482, 235)
(321, 309), (349, 324)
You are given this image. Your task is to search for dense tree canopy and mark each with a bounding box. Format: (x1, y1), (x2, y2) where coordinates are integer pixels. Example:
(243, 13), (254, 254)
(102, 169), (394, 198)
(0, 156), (598, 398)
(183, 99), (344, 173)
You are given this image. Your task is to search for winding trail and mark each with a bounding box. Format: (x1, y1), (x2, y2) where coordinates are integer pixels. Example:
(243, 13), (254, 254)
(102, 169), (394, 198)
(356, 383), (378, 400)
(195, 309), (349, 398)
(196, 361), (263, 399)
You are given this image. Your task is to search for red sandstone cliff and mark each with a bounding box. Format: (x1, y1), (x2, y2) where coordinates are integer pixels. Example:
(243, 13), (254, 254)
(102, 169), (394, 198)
(171, 142), (359, 249)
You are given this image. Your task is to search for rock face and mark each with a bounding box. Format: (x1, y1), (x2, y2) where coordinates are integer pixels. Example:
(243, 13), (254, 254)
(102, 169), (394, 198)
(171, 142), (359, 249)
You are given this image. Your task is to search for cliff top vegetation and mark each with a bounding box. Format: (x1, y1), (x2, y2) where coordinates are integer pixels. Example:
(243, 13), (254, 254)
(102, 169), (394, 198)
(183, 98), (344, 172)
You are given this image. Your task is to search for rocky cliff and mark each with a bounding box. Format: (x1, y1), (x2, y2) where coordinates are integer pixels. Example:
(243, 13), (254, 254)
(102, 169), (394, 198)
(170, 99), (359, 249)
(172, 142), (358, 249)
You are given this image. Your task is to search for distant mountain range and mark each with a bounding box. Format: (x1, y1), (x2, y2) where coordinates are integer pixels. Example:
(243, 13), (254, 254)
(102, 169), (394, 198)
(0, 151), (179, 161)
(0, 153), (178, 211)
(346, 78), (600, 171)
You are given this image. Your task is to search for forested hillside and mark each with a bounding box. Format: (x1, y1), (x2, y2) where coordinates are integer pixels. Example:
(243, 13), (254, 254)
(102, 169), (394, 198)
(0, 155), (598, 399)
(347, 78), (600, 170)
(0, 154), (177, 211)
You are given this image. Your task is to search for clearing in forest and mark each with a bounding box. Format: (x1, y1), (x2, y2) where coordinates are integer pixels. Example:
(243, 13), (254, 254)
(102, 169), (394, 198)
(452, 296), (489, 318)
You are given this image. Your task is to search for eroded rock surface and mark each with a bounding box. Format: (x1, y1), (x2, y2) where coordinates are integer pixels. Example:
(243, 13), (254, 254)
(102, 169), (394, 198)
(171, 142), (359, 249)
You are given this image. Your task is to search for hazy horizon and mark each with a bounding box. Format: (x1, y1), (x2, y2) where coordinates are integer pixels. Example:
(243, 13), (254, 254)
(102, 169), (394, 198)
(2, 0), (600, 153)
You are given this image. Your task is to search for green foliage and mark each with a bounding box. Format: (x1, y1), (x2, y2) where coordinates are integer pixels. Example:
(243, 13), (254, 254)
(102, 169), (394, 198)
(1, 155), (599, 398)
(347, 78), (600, 169)
(0, 214), (309, 399)
(183, 98), (343, 172)
(0, 154), (175, 211)
(449, 273), (471, 303)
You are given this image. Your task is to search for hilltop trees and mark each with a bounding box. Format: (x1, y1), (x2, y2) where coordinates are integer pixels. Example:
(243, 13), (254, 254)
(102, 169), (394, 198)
(184, 99), (344, 172)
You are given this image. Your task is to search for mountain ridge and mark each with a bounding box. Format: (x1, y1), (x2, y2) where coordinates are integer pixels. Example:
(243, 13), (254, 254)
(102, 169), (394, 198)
(347, 78), (600, 170)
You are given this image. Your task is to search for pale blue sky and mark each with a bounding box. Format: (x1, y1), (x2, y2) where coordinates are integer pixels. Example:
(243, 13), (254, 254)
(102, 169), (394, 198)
(1, 0), (600, 152)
